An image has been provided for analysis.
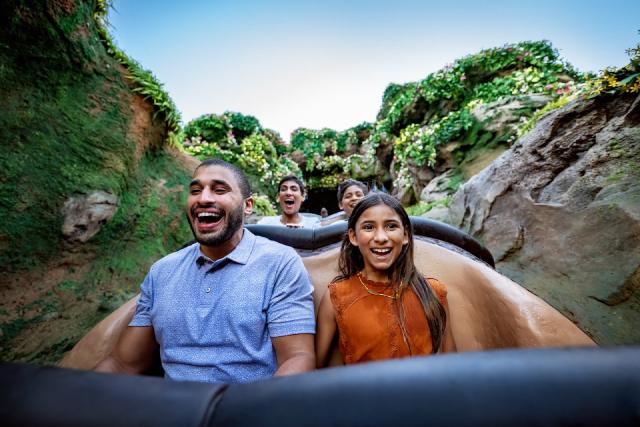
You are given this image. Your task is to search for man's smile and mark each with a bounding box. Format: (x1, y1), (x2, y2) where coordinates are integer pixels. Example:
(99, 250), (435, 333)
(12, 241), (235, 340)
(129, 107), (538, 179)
(193, 208), (224, 232)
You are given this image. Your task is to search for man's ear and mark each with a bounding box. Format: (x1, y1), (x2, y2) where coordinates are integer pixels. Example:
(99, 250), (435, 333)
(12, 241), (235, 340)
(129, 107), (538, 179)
(348, 229), (358, 247)
(244, 196), (254, 216)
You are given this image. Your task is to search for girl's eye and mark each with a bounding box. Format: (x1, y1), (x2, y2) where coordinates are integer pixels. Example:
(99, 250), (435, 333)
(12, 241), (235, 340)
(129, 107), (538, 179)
(362, 224), (374, 231)
(386, 223), (399, 230)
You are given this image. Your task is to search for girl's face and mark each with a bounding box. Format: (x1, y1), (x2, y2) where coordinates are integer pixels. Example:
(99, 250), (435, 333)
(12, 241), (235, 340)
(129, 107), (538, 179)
(278, 180), (304, 216)
(348, 204), (408, 282)
(339, 185), (366, 217)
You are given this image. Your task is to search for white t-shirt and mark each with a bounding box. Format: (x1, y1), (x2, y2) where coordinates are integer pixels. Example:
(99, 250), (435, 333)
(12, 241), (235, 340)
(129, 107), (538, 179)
(258, 215), (320, 228)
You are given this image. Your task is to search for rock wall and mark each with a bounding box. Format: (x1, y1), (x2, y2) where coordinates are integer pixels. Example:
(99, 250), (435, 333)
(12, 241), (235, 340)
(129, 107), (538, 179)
(449, 93), (640, 344)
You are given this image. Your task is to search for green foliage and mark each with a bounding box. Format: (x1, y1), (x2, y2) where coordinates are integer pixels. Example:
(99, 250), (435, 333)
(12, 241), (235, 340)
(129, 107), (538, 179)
(184, 113), (232, 145)
(0, 0), (144, 269)
(379, 83), (408, 118)
(513, 34), (640, 139)
(393, 110), (476, 188)
(584, 32), (640, 97)
(183, 111), (273, 147)
(363, 40), (586, 193)
(290, 128), (332, 171)
(227, 112), (262, 140)
(93, 1), (182, 148)
(445, 170), (465, 192)
(307, 174), (343, 190)
(232, 41), (587, 195)
(516, 92), (576, 138)
(262, 129), (289, 155)
(288, 123), (375, 189)
(405, 197), (452, 216)
(252, 194), (277, 216)
(0, 0), (195, 365)
(176, 41), (598, 200)
(183, 114), (299, 198)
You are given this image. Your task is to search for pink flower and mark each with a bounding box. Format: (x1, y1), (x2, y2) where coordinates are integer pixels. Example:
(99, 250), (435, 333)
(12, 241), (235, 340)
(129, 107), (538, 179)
(460, 74), (466, 81)
(544, 84), (554, 91)
(516, 55), (523, 61)
(556, 89), (564, 95)
(506, 47), (513, 52)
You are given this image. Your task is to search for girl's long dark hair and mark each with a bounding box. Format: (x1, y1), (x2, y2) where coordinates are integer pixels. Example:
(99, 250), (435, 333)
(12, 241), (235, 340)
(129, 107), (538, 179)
(334, 193), (447, 353)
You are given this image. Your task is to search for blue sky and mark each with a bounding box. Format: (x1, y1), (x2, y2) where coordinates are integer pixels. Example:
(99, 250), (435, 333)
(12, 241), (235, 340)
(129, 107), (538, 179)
(109, 1), (640, 139)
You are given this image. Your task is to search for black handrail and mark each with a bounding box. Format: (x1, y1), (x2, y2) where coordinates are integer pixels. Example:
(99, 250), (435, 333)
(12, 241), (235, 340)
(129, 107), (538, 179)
(247, 217), (495, 267)
(2, 347), (638, 426)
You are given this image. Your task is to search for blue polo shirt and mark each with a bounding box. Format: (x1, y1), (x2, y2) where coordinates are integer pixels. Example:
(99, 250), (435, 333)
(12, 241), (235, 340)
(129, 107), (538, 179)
(129, 229), (315, 384)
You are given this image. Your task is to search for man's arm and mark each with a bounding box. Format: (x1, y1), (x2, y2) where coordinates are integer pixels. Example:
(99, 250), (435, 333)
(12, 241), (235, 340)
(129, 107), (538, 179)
(94, 326), (159, 375)
(272, 333), (315, 377)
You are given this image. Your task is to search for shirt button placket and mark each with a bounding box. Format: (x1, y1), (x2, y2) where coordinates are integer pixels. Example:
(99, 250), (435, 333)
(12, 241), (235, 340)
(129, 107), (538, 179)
(204, 265), (216, 296)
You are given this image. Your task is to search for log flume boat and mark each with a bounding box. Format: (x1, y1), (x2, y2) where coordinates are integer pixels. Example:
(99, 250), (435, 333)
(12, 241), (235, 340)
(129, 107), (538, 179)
(1, 218), (638, 427)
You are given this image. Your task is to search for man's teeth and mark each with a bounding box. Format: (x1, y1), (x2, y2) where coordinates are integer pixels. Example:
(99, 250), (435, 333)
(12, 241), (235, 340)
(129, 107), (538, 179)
(371, 248), (391, 254)
(197, 212), (221, 221)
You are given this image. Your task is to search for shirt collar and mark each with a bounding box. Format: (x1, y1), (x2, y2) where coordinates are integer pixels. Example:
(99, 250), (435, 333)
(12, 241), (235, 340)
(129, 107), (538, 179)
(194, 228), (255, 267)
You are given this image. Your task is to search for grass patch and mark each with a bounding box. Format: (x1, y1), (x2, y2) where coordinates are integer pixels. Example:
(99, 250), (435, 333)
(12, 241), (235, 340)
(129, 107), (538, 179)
(406, 197), (452, 216)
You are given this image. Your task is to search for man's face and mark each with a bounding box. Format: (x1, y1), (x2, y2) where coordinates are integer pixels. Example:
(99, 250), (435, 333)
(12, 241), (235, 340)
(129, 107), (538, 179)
(187, 165), (252, 247)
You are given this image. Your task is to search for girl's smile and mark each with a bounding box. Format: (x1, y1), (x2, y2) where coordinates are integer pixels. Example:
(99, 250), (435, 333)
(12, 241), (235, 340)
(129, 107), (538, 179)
(348, 204), (409, 282)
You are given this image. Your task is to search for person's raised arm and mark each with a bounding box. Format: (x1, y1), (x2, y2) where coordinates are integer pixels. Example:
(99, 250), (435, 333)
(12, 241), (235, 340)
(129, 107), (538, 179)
(94, 326), (159, 375)
(315, 291), (338, 368)
(272, 333), (315, 377)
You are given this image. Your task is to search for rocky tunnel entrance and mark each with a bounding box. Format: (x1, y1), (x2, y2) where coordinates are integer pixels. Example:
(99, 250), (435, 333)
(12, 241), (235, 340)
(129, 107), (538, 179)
(302, 188), (339, 215)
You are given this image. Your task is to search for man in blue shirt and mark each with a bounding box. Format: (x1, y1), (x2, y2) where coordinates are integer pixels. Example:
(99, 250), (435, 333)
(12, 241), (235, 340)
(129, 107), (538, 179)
(96, 159), (316, 383)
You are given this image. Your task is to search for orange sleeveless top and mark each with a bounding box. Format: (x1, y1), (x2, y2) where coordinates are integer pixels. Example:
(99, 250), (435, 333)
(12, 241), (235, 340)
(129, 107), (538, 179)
(329, 274), (447, 364)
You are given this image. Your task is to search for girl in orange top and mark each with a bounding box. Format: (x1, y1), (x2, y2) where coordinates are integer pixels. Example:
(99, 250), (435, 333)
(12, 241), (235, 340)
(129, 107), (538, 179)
(316, 193), (455, 366)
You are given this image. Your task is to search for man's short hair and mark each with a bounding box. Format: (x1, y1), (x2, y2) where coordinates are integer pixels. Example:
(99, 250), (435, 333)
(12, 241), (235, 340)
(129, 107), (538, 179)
(277, 175), (306, 195)
(196, 159), (252, 198)
(337, 179), (368, 203)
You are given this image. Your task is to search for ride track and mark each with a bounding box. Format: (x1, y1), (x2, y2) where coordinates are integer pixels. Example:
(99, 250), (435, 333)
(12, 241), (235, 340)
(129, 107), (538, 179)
(1, 218), (638, 426)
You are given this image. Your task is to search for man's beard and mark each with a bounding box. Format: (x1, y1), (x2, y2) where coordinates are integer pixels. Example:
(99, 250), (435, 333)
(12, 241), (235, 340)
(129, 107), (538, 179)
(188, 202), (244, 247)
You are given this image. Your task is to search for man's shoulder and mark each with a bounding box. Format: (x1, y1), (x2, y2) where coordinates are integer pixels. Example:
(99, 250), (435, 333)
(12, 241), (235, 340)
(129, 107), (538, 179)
(252, 234), (297, 258)
(150, 242), (197, 272)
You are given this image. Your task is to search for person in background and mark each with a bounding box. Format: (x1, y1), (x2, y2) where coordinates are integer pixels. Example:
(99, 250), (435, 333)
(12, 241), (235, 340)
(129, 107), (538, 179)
(321, 179), (368, 226)
(315, 193), (455, 367)
(320, 207), (328, 218)
(337, 179), (368, 218)
(96, 159), (316, 383)
(258, 175), (319, 228)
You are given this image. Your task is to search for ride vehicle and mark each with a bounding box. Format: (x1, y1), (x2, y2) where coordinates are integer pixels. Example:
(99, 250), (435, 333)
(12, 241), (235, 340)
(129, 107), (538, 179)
(1, 218), (638, 427)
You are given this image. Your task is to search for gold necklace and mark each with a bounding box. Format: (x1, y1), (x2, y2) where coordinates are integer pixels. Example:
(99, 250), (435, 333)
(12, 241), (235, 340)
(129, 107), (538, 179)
(357, 273), (403, 300)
